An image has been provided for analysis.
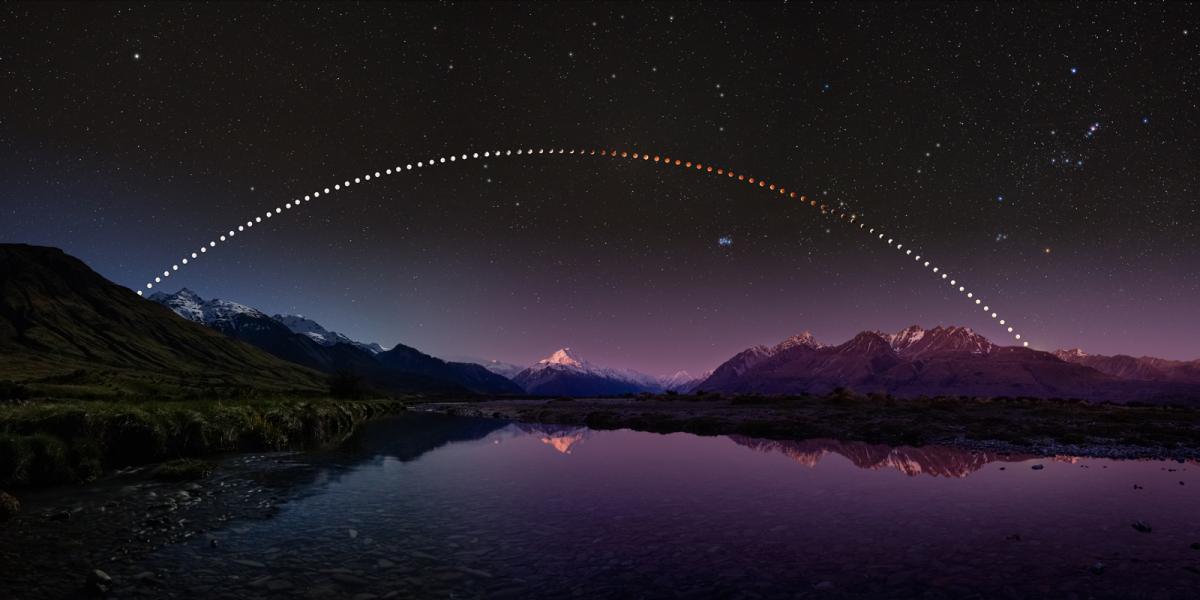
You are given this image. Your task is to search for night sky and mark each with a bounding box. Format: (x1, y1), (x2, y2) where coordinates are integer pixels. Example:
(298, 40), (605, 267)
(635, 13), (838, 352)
(2, 2), (1198, 375)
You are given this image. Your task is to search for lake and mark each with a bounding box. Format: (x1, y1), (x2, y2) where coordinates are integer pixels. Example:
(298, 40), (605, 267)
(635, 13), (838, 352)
(5, 412), (1200, 598)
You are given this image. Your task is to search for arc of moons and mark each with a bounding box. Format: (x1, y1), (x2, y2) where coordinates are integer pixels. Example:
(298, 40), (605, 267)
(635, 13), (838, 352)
(137, 147), (1031, 348)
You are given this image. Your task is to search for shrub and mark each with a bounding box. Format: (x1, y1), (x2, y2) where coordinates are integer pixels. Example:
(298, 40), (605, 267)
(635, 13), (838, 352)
(0, 381), (30, 403)
(151, 458), (213, 481)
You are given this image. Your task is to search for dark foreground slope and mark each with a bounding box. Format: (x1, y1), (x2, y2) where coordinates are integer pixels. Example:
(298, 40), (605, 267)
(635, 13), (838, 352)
(0, 244), (325, 397)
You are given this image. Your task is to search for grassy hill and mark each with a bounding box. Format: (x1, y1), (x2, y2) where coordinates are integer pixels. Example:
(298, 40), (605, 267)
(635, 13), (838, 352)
(0, 244), (326, 399)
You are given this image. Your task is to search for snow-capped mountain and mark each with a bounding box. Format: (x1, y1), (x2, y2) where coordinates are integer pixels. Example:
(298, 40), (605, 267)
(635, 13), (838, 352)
(661, 370), (705, 392)
(148, 288), (521, 395)
(149, 288), (279, 335)
(512, 348), (666, 396)
(693, 325), (1200, 401)
(886, 325), (995, 358)
(273, 313), (386, 354)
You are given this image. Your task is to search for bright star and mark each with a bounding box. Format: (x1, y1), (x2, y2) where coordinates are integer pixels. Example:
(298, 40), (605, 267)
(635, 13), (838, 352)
(133, 52), (141, 60)
(718, 236), (733, 247)
(1069, 67), (1077, 74)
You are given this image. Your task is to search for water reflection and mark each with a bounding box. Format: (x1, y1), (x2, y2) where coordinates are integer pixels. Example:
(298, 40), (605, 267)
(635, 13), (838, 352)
(728, 436), (1041, 477)
(515, 422), (591, 454)
(82, 414), (1200, 599)
(507, 421), (1048, 478)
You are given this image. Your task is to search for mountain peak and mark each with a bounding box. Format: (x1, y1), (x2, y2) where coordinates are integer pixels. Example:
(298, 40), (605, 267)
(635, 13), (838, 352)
(889, 325), (994, 357)
(1055, 348), (1088, 359)
(774, 331), (822, 352)
(542, 348), (583, 364)
(541, 347), (586, 368)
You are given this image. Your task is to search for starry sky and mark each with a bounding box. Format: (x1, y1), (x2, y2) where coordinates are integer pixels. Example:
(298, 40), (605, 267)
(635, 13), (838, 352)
(2, 2), (1198, 375)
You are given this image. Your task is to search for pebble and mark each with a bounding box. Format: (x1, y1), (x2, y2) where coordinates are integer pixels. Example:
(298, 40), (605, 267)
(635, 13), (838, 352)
(0, 490), (20, 521)
(332, 573), (369, 587)
(86, 569), (113, 595)
(1132, 521), (1153, 533)
(1031, 464), (1045, 470)
(266, 579), (294, 591)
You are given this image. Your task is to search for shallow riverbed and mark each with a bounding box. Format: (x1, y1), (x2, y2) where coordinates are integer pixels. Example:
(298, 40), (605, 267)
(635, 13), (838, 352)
(3, 412), (1199, 598)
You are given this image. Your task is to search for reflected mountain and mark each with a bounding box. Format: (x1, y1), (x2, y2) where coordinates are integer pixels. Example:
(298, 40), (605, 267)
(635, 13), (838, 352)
(728, 436), (1044, 477)
(514, 423), (591, 454)
(342, 412), (510, 462)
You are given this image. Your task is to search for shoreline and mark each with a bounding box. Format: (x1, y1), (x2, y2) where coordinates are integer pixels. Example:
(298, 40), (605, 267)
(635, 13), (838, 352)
(0, 397), (409, 493)
(422, 395), (1200, 461)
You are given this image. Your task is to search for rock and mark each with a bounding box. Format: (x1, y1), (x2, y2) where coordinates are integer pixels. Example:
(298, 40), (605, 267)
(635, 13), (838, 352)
(0, 491), (19, 521)
(266, 579), (294, 591)
(1191, 542), (1200, 550)
(1089, 562), (1105, 575)
(1005, 534), (1022, 541)
(1132, 520), (1152, 533)
(231, 559), (267, 568)
(376, 559), (395, 568)
(331, 573), (369, 587)
(47, 510), (72, 521)
(86, 569), (114, 595)
(210, 539), (220, 548)
(348, 528), (359, 539)
(814, 581), (835, 591)
(1031, 464), (1045, 470)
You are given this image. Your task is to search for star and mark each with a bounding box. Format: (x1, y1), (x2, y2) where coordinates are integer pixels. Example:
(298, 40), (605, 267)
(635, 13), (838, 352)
(133, 52), (141, 60)
(1069, 66), (1078, 75)
(717, 236), (733, 247)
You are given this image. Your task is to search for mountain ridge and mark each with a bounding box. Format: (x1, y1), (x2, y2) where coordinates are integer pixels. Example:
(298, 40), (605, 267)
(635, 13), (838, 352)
(150, 288), (521, 395)
(697, 325), (1200, 403)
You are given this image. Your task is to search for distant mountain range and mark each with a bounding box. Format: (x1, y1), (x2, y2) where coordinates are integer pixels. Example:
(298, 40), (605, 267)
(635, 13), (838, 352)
(458, 349), (706, 396)
(273, 313), (387, 355)
(512, 348), (667, 396)
(696, 326), (1200, 403)
(442, 356), (526, 379)
(149, 289), (520, 396)
(1053, 348), (1200, 385)
(5, 244), (1197, 404)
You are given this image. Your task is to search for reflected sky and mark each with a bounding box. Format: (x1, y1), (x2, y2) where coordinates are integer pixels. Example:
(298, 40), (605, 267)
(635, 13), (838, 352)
(136, 414), (1200, 598)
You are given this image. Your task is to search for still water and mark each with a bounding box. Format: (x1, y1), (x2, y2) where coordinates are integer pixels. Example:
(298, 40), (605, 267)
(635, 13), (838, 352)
(129, 413), (1200, 598)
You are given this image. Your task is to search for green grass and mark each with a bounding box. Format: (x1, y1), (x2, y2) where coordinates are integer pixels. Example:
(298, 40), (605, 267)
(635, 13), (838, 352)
(150, 458), (214, 481)
(0, 397), (406, 488)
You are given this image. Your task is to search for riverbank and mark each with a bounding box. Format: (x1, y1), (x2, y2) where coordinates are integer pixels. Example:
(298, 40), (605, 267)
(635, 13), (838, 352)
(0, 397), (408, 491)
(425, 394), (1200, 460)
